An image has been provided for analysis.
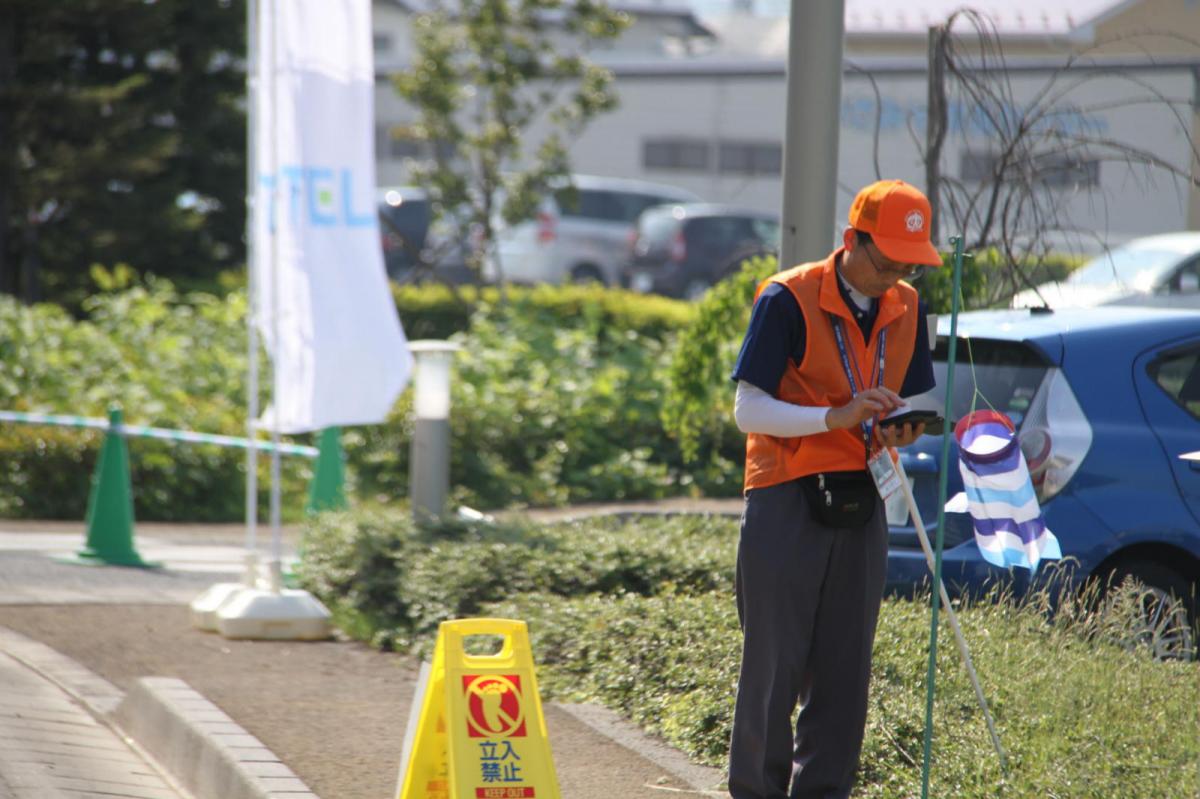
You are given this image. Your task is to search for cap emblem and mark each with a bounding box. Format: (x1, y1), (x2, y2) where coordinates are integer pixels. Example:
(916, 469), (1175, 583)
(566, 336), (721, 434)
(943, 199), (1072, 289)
(905, 210), (925, 233)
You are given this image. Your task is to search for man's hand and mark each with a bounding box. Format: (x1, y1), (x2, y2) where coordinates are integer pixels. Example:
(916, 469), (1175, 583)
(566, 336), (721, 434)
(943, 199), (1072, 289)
(825, 387), (904, 431)
(875, 420), (925, 449)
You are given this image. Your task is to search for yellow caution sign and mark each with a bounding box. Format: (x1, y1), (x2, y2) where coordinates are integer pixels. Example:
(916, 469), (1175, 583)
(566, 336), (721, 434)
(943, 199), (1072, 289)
(398, 618), (561, 799)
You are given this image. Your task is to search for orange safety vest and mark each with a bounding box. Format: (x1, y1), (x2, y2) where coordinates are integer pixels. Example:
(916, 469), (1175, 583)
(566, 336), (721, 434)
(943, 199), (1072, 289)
(743, 248), (919, 491)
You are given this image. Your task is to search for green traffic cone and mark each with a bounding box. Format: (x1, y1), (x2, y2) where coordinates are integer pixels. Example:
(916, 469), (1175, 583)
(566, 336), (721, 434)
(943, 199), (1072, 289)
(306, 426), (347, 514)
(75, 407), (155, 568)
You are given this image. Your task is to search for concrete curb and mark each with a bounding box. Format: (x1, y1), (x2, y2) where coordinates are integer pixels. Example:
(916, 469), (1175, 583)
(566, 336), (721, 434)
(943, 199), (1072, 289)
(0, 626), (318, 799)
(114, 677), (318, 799)
(555, 702), (729, 796)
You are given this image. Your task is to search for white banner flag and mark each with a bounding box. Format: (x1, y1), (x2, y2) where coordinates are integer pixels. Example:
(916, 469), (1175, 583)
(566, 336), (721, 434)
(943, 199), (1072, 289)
(252, 0), (411, 434)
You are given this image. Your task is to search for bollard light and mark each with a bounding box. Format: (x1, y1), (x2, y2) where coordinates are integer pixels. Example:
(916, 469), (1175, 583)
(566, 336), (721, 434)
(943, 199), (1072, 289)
(409, 340), (461, 518)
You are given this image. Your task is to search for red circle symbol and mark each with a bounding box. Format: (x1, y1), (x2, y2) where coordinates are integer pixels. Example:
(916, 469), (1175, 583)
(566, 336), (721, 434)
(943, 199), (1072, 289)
(463, 675), (526, 738)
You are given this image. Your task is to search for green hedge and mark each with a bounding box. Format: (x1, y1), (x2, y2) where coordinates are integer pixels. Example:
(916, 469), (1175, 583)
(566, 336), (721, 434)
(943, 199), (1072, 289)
(0, 279), (701, 519)
(294, 507), (735, 650)
(392, 281), (695, 341)
(297, 507), (1200, 799)
(352, 284), (718, 509)
(0, 283), (309, 521)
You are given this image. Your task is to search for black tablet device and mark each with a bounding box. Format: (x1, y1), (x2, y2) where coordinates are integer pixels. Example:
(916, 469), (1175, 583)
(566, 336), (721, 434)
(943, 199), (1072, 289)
(879, 408), (944, 436)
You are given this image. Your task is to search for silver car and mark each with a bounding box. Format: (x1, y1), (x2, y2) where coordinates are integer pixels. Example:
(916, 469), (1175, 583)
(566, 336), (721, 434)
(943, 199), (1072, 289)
(484, 174), (700, 286)
(1012, 232), (1200, 310)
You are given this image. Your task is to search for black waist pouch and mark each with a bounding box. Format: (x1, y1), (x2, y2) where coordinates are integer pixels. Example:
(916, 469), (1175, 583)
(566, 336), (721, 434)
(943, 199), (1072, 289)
(799, 470), (877, 528)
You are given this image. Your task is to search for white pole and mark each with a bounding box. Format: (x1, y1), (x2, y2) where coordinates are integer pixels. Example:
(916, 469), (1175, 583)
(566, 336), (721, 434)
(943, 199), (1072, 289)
(243, 0), (261, 589)
(266, 0), (284, 594)
(893, 457), (1007, 767)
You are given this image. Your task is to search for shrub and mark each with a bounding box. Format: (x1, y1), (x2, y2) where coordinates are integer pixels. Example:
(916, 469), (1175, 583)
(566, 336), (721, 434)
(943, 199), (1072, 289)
(660, 255), (776, 492)
(3, 278), (697, 517)
(0, 425), (99, 518)
(0, 284), (310, 521)
(917, 247), (1080, 313)
(348, 289), (698, 509)
(298, 507), (1200, 798)
(294, 507), (736, 650)
(392, 281), (694, 342)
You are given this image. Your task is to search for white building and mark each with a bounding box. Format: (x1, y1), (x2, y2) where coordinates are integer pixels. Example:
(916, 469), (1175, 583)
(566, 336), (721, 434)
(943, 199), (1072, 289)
(372, 0), (1200, 250)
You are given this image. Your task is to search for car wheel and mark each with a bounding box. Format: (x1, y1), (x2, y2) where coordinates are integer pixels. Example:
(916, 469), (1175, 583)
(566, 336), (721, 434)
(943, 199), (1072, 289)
(568, 263), (606, 285)
(1106, 560), (1197, 661)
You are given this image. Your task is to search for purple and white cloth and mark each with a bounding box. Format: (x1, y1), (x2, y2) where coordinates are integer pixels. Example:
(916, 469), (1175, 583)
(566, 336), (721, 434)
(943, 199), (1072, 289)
(945, 410), (1062, 573)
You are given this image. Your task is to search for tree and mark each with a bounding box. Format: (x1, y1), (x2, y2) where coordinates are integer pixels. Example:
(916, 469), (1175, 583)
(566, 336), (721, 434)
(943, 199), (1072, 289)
(0, 0), (246, 307)
(918, 11), (1200, 307)
(391, 0), (629, 283)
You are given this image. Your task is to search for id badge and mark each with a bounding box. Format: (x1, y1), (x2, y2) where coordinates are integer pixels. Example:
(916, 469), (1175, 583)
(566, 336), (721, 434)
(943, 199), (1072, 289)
(868, 448), (903, 500)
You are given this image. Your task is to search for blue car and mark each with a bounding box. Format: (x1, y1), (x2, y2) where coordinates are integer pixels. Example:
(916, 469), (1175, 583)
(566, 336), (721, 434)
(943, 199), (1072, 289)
(887, 307), (1200, 657)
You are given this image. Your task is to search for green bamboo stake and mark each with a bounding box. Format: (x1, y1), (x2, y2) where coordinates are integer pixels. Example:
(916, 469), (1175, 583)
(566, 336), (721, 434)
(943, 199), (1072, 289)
(920, 235), (966, 799)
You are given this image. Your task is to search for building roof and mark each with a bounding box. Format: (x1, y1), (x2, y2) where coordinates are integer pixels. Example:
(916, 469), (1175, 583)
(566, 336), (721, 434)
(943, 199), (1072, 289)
(842, 0), (1133, 37)
(701, 0), (1139, 58)
(376, 0), (713, 41)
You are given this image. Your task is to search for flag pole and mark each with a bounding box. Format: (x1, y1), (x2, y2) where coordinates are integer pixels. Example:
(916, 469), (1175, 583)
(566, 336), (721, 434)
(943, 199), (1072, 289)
(266, 0), (284, 593)
(920, 235), (965, 798)
(243, 0), (261, 587)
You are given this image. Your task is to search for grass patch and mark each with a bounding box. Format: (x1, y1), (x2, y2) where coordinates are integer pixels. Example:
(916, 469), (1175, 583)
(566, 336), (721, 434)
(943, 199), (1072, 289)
(297, 508), (1200, 797)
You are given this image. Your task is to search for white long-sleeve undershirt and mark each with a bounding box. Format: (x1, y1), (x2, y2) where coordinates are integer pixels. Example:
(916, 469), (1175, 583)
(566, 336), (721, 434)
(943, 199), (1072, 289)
(734, 380), (831, 437)
(732, 268), (874, 438)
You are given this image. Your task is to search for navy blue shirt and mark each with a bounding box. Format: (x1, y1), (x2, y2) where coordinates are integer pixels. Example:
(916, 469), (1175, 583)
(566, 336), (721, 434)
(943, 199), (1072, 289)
(731, 281), (935, 398)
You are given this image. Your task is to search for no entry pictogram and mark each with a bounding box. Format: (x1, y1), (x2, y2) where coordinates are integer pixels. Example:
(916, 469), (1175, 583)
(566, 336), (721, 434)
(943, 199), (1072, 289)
(463, 675), (527, 738)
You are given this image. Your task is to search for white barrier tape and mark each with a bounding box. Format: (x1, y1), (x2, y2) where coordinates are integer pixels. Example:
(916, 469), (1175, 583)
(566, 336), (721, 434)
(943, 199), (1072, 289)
(0, 410), (108, 430)
(0, 410), (318, 458)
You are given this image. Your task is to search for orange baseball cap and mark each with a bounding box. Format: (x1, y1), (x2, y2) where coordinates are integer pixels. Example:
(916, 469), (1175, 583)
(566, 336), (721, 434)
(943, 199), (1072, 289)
(848, 179), (943, 266)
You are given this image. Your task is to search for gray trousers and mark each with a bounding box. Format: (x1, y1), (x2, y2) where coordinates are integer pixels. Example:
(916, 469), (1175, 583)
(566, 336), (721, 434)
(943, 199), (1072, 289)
(727, 478), (889, 799)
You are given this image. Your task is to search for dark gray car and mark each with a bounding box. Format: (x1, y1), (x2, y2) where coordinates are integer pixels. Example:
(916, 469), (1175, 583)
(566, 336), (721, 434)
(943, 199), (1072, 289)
(622, 203), (780, 300)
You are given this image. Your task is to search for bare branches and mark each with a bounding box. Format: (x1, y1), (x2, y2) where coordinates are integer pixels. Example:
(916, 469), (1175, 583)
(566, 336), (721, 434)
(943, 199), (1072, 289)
(902, 10), (1200, 302)
(847, 62), (885, 181)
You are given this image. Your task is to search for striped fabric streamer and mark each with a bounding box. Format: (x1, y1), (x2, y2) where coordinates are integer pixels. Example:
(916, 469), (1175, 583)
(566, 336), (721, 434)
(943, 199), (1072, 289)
(945, 409), (1061, 573)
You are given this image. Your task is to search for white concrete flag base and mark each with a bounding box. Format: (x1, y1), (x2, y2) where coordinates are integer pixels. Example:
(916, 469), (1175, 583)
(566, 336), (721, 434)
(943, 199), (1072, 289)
(190, 582), (251, 631)
(215, 587), (332, 640)
(188, 552), (263, 632)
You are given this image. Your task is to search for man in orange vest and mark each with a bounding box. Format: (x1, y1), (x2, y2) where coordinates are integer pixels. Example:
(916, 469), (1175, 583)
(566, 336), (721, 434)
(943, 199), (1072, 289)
(727, 180), (943, 799)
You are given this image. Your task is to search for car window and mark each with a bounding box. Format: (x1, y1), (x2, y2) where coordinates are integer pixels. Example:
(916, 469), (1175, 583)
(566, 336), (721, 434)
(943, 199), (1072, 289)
(916, 338), (1051, 428)
(558, 189), (684, 223)
(378, 196), (431, 243)
(378, 193), (432, 270)
(638, 208), (682, 247)
(556, 189), (616, 221)
(687, 217), (753, 249)
(1148, 346), (1200, 420)
(1164, 258), (1200, 294)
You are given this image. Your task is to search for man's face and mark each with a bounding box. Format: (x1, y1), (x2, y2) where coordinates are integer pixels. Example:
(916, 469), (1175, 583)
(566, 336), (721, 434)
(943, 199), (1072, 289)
(841, 229), (919, 298)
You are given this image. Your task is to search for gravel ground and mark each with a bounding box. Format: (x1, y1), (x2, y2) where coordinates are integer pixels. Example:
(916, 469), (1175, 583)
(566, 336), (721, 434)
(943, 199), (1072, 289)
(0, 514), (736, 799)
(0, 603), (718, 799)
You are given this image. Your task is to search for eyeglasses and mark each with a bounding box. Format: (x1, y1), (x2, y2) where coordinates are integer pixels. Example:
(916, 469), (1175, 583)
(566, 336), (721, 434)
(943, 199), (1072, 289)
(861, 241), (919, 279)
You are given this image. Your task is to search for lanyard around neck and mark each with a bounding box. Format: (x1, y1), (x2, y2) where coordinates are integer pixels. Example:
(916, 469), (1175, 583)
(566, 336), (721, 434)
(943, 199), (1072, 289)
(830, 316), (887, 461)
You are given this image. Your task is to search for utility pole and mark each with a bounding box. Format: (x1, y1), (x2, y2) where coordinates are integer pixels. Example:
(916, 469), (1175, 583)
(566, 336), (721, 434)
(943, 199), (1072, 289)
(779, 0), (845, 269)
(925, 24), (948, 246)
